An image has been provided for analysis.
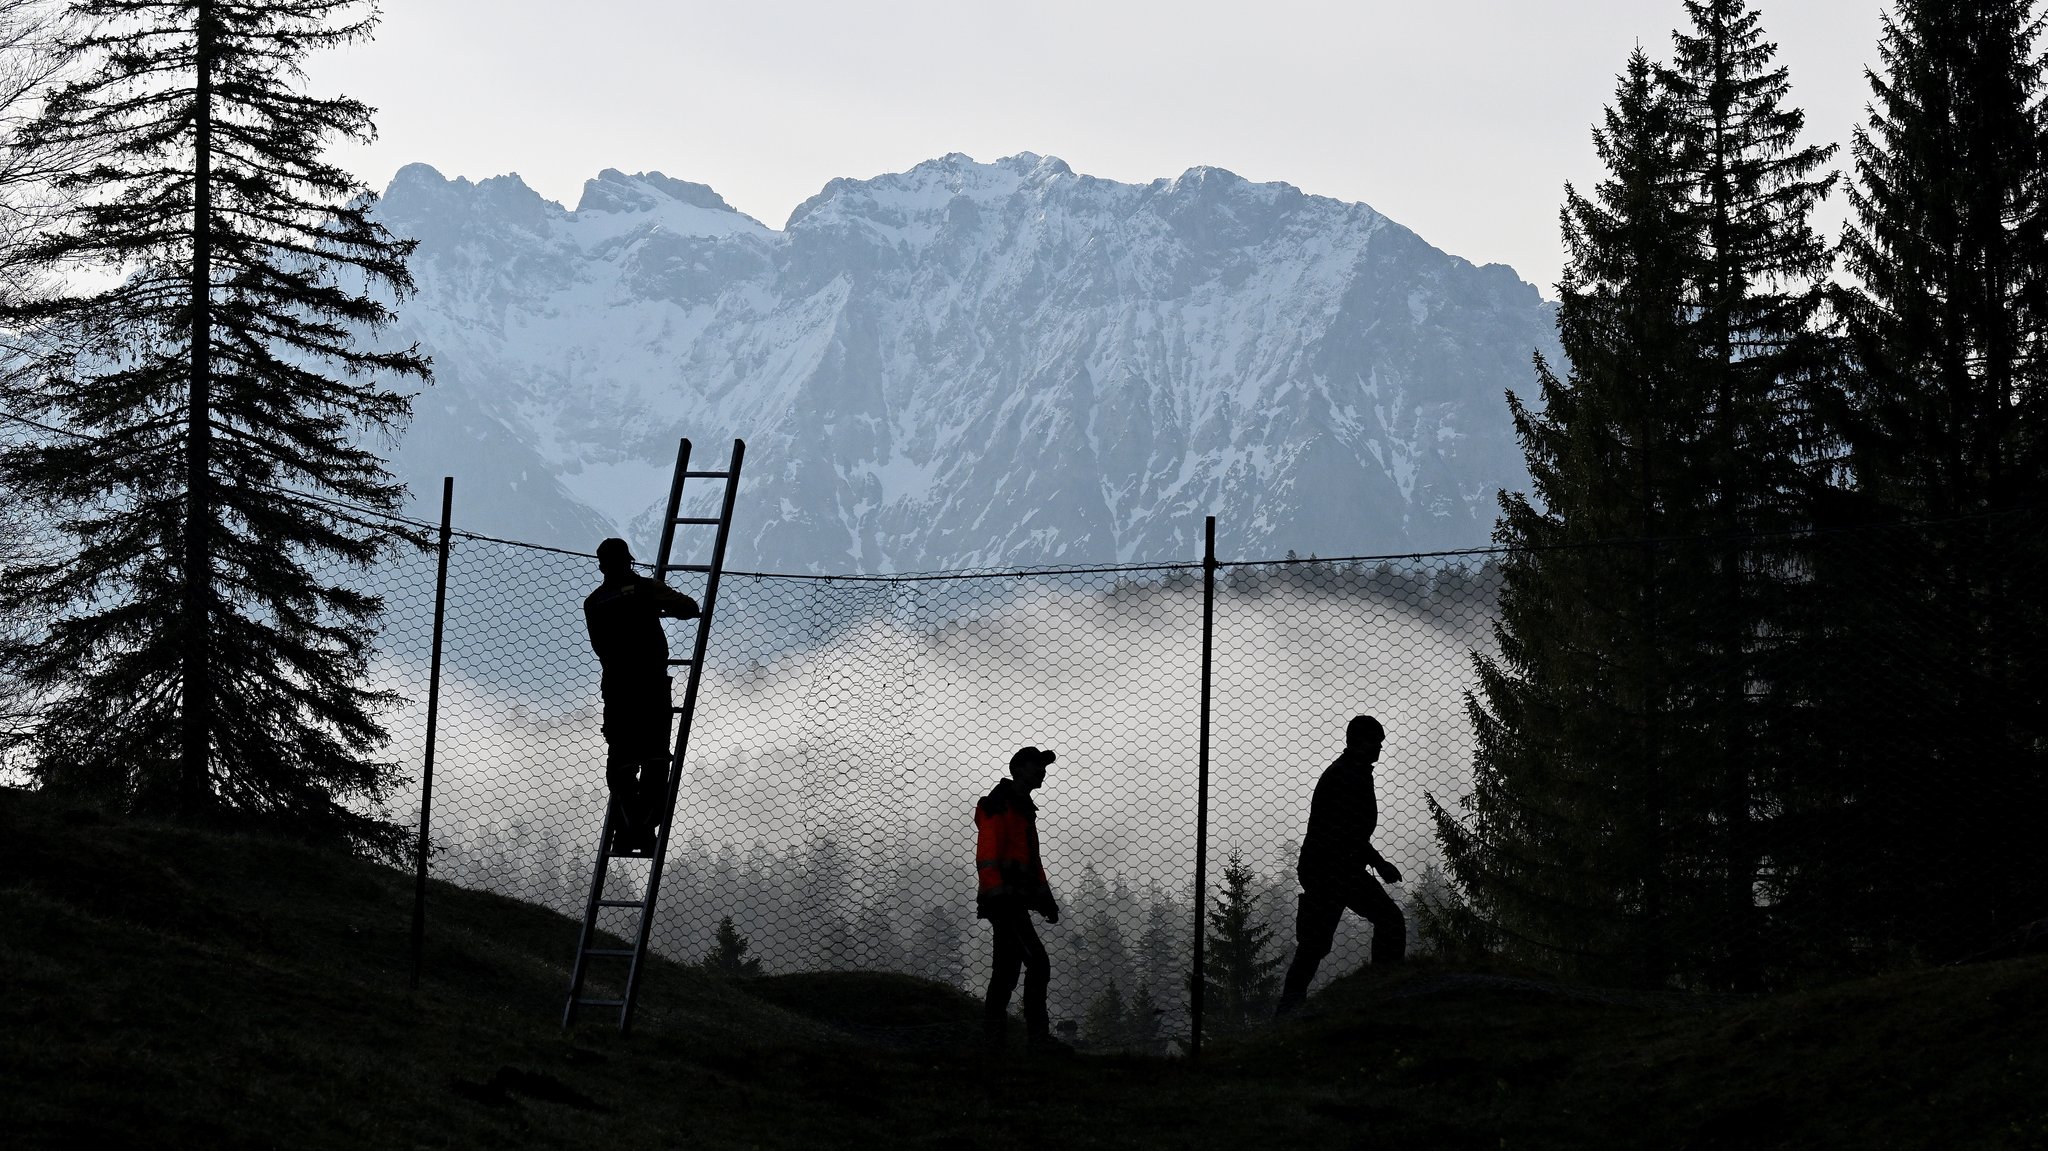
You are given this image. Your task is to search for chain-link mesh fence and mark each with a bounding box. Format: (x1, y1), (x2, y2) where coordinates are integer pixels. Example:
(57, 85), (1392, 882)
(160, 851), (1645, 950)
(360, 509), (2045, 1046)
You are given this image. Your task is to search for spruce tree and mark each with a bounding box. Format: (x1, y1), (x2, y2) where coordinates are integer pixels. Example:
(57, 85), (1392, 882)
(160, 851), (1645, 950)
(1125, 983), (1164, 1052)
(1069, 865), (1136, 1014)
(1136, 891), (1181, 999)
(698, 915), (764, 977)
(1822, 0), (2048, 957)
(1434, 51), (1709, 985)
(855, 897), (905, 970)
(1083, 979), (1128, 1049)
(1840, 1), (2048, 514)
(1659, 0), (1839, 989)
(1439, 4), (1837, 986)
(0, 0), (428, 856)
(910, 903), (965, 989)
(801, 835), (858, 969)
(1201, 850), (1280, 1032)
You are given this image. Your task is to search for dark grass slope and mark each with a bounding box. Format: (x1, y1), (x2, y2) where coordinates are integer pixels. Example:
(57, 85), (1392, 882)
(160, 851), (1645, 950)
(1, 785), (2043, 1149)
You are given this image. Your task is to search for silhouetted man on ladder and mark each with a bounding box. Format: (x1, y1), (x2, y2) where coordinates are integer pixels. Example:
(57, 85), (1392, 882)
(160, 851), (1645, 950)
(1276, 714), (1406, 1016)
(585, 537), (698, 855)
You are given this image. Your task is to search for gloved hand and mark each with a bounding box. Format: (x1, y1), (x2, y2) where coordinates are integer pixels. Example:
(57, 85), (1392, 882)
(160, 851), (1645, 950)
(1041, 897), (1061, 925)
(1375, 859), (1403, 885)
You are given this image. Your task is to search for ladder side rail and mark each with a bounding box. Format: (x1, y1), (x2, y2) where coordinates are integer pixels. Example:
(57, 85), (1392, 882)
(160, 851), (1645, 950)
(668, 437), (745, 808)
(653, 438), (692, 580)
(562, 805), (621, 1027)
(619, 437), (744, 1035)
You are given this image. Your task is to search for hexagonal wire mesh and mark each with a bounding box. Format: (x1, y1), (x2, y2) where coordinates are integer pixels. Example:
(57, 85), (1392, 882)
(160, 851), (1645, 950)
(364, 524), (1500, 1050)
(365, 508), (2047, 1047)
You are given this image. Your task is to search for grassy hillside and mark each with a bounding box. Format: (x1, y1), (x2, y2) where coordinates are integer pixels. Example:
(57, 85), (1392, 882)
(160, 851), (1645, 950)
(1, 786), (2042, 1149)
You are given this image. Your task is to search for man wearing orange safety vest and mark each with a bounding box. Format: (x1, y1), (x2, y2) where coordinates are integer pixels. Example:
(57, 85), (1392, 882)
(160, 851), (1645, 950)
(975, 745), (1068, 1056)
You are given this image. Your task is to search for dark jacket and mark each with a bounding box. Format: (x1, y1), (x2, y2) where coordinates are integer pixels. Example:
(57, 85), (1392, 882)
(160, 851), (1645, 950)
(583, 573), (699, 684)
(1297, 746), (1390, 884)
(975, 779), (1054, 920)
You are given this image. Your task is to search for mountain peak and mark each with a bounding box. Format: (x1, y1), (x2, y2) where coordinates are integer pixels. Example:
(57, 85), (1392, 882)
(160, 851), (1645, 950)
(569, 169), (769, 241)
(377, 164), (559, 232)
(576, 169), (738, 216)
(388, 160), (450, 193)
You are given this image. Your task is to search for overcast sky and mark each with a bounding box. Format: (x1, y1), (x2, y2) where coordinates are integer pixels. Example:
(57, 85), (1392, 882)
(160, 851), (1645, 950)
(308, 0), (1888, 297)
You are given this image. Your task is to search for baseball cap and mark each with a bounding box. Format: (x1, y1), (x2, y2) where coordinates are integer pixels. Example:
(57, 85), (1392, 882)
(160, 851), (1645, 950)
(1010, 746), (1056, 773)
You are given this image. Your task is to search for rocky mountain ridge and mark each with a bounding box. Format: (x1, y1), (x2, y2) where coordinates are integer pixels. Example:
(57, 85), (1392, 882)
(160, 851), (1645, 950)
(374, 152), (1558, 571)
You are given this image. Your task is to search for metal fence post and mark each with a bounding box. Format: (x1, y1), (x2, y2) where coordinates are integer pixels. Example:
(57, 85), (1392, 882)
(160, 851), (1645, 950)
(409, 476), (454, 991)
(1190, 515), (1216, 1056)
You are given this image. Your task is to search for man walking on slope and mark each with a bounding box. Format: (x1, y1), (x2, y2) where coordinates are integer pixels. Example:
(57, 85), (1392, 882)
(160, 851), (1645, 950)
(1276, 714), (1406, 1016)
(976, 745), (1070, 1056)
(584, 537), (699, 855)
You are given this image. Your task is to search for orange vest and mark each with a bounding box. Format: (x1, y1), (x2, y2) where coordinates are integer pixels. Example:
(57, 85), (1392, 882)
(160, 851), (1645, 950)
(974, 780), (1049, 913)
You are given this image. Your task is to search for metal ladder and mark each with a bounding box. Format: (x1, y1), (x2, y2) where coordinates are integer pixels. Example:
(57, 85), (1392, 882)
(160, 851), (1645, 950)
(563, 437), (745, 1034)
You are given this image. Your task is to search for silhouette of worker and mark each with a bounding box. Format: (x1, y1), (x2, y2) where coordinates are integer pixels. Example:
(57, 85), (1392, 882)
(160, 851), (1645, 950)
(1276, 714), (1406, 1016)
(583, 537), (699, 855)
(975, 746), (1070, 1056)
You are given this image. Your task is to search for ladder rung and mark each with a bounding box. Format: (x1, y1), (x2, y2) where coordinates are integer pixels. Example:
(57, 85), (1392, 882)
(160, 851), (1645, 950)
(660, 564), (712, 573)
(669, 516), (723, 525)
(682, 470), (730, 479)
(576, 998), (627, 1008)
(597, 899), (644, 909)
(583, 947), (637, 958)
(666, 657), (694, 667)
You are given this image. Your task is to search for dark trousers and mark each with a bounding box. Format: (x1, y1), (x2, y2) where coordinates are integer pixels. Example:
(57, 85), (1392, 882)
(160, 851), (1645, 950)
(601, 674), (672, 827)
(1278, 867), (1405, 1013)
(983, 905), (1050, 1041)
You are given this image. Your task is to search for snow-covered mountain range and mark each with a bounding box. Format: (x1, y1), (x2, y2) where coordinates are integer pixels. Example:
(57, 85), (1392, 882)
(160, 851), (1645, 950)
(374, 153), (1558, 572)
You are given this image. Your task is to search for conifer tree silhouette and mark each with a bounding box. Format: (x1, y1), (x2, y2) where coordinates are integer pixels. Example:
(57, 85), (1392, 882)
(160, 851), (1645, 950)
(1660, 0), (1838, 990)
(1125, 982), (1165, 1052)
(0, 0), (429, 856)
(1437, 49), (1709, 987)
(1439, 0), (1837, 989)
(910, 903), (965, 990)
(698, 915), (764, 977)
(1083, 979), (1128, 1048)
(1817, 0), (2048, 957)
(1202, 849), (1280, 1032)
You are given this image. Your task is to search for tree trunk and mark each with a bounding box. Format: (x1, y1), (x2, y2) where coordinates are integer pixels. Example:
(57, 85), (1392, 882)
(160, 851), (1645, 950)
(180, 0), (214, 816)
